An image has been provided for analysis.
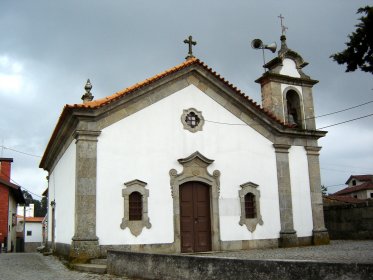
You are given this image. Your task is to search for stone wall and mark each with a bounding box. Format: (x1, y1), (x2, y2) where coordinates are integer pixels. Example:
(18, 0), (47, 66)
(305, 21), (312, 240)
(324, 200), (373, 240)
(107, 250), (373, 280)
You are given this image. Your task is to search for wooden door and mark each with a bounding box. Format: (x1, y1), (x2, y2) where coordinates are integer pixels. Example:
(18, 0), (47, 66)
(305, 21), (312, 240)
(180, 181), (212, 253)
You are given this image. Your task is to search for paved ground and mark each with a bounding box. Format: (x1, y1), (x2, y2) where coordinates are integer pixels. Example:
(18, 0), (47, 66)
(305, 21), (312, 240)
(196, 240), (373, 263)
(0, 241), (372, 280)
(0, 253), (136, 280)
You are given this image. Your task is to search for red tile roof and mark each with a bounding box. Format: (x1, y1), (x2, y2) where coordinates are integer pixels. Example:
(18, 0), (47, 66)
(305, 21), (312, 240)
(332, 182), (373, 196)
(40, 57), (323, 170)
(25, 217), (44, 223)
(65, 58), (287, 126)
(345, 175), (373, 184)
(324, 195), (366, 204)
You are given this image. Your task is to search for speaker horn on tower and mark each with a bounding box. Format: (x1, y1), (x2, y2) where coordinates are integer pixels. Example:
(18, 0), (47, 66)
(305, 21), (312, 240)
(251, 39), (277, 53)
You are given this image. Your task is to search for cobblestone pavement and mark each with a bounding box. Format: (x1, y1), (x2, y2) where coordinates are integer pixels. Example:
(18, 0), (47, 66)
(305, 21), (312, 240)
(0, 253), (137, 280)
(196, 240), (373, 263)
(0, 241), (372, 280)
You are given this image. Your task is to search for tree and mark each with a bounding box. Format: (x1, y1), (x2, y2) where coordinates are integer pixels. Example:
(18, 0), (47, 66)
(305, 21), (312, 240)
(321, 185), (328, 196)
(21, 190), (47, 217)
(331, 6), (373, 74)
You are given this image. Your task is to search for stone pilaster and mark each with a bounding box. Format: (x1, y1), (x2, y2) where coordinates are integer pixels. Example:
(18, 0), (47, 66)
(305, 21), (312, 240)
(273, 144), (298, 247)
(70, 130), (101, 261)
(305, 146), (330, 245)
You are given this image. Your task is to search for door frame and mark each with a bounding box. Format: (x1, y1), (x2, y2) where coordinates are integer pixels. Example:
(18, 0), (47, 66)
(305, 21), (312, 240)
(169, 151), (221, 252)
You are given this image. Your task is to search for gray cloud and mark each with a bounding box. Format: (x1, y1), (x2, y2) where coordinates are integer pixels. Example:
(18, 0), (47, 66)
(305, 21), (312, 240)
(0, 0), (372, 196)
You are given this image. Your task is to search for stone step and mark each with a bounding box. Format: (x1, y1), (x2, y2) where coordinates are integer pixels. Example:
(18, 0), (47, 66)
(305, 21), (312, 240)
(90, 258), (107, 265)
(73, 263), (107, 274)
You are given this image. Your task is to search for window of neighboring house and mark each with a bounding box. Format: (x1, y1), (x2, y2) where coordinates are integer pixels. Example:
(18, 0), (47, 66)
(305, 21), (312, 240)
(354, 195), (358, 198)
(245, 193), (256, 219)
(27, 231), (32, 236)
(370, 193), (373, 198)
(129, 191), (142, 221)
(352, 180), (356, 186)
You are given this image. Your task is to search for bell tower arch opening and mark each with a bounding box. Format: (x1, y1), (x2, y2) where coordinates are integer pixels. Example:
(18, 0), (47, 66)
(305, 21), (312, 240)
(285, 89), (303, 128)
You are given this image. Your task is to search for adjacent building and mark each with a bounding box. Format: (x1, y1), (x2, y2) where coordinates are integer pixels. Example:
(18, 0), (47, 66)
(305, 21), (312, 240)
(0, 158), (25, 252)
(332, 175), (373, 200)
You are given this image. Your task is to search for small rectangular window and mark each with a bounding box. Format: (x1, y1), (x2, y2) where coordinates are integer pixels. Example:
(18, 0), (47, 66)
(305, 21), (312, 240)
(27, 231), (32, 236)
(370, 193), (373, 198)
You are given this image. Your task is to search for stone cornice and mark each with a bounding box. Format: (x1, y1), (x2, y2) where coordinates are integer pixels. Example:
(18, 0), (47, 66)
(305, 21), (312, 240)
(255, 72), (318, 87)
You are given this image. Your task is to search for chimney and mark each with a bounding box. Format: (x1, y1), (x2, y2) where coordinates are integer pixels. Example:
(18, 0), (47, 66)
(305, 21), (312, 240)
(0, 158), (13, 182)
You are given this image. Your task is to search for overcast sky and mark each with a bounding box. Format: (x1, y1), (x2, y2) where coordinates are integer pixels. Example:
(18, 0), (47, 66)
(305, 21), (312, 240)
(0, 0), (372, 199)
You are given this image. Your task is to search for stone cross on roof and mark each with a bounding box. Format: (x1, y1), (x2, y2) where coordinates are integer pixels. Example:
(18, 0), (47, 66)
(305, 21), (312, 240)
(184, 35), (197, 60)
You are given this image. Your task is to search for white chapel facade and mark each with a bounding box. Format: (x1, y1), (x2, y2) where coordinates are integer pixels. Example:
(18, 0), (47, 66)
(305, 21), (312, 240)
(40, 35), (329, 260)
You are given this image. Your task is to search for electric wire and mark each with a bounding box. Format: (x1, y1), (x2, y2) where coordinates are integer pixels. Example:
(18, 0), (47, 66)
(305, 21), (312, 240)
(317, 113), (373, 129)
(307, 100), (373, 120)
(0, 145), (41, 158)
(0, 169), (43, 199)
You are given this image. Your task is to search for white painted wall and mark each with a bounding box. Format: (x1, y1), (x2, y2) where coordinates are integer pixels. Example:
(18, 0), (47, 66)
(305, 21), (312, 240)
(48, 141), (76, 244)
(25, 222), (43, 243)
(7, 194), (17, 251)
(289, 146), (313, 237)
(96, 84), (281, 245)
(280, 58), (300, 78)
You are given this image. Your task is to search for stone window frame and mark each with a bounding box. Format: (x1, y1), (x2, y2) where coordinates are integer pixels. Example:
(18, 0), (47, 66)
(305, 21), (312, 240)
(181, 108), (205, 133)
(239, 182), (263, 232)
(120, 179), (151, 236)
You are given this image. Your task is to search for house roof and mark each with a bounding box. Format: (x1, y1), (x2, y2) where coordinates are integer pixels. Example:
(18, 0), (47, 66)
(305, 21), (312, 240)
(324, 195), (366, 204)
(0, 177), (25, 204)
(332, 182), (373, 196)
(40, 57), (327, 170)
(345, 175), (373, 184)
(25, 217), (44, 223)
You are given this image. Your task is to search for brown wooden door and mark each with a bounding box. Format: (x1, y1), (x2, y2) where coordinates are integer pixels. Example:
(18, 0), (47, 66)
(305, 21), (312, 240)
(180, 181), (212, 253)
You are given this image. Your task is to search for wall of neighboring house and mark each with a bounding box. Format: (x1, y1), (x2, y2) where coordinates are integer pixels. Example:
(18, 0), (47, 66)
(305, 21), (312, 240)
(7, 194), (17, 252)
(349, 191), (369, 200)
(0, 184), (9, 250)
(24, 222), (43, 252)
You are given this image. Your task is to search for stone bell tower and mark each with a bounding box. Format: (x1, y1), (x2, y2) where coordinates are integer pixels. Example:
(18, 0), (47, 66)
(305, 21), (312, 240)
(255, 35), (318, 130)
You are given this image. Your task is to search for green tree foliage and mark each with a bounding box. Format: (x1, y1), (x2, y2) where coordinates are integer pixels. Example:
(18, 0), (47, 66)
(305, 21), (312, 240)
(21, 190), (47, 217)
(331, 6), (373, 74)
(321, 185), (328, 196)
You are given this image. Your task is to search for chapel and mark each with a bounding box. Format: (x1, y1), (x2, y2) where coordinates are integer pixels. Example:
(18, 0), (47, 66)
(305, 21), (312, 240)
(40, 34), (329, 260)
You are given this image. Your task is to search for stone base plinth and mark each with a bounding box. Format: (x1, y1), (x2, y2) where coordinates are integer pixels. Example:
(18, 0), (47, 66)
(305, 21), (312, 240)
(312, 229), (330, 245)
(279, 231), (298, 248)
(70, 239), (100, 262)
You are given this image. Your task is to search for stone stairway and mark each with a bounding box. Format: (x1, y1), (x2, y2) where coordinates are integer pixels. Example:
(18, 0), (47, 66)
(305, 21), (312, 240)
(72, 258), (107, 274)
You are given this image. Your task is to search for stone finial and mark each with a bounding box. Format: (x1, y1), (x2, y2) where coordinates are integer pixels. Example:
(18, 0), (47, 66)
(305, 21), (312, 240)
(81, 79), (94, 103)
(278, 35), (289, 56)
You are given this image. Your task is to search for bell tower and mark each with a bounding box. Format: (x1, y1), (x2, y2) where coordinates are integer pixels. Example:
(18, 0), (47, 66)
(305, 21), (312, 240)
(255, 35), (319, 130)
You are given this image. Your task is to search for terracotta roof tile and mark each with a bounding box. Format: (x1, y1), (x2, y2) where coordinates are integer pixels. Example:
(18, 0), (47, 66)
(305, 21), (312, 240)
(332, 182), (373, 196)
(324, 195), (366, 204)
(345, 175), (373, 184)
(65, 58), (288, 127)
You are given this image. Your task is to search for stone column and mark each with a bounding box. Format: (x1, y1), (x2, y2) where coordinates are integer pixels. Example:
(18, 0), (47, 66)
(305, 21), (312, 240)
(70, 130), (101, 260)
(273, 144), (298, 247)
(305, 146), (330, 245)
